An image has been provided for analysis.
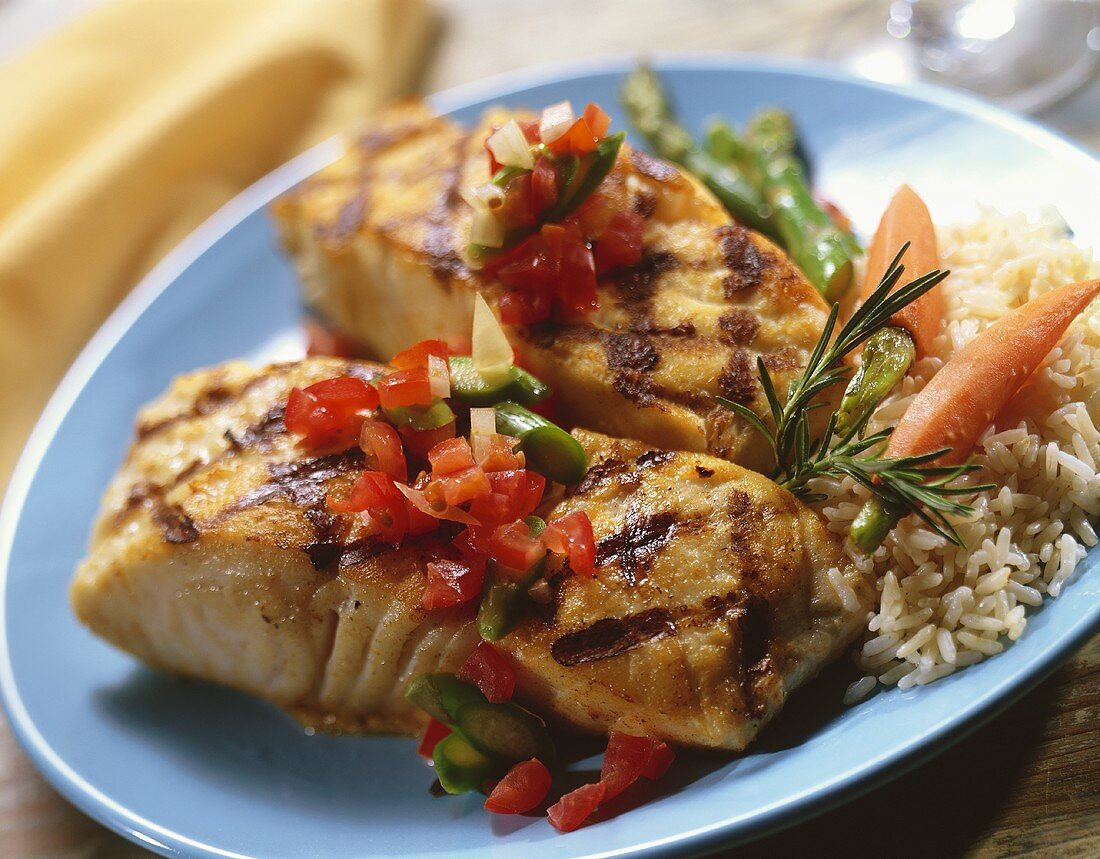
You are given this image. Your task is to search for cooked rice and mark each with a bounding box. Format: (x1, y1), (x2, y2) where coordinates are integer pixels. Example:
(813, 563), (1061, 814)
(813, 209), (1100, 701)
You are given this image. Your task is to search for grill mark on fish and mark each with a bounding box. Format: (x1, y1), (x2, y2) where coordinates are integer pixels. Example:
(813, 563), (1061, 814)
(321, 194), (369, 247)
(596, 511), (682, 585)
(551, 607), (676, 666)
(550, 591), (762, 667)
(136, 384), (234, 441)
(735, 595), (771, 670)
(763, 347), (799, 372)
(225, 406), (286, 451)
(634, 449), (675, 468)
(604, 332), (659, 373)
(603, 331), (660, 406)
(715, 225), (764, 295)
(571, 448), (677, 496)
(717, 349), (757, 403)
(571, 457), (629, 495)
(612, 372), (658, 408)
(125, 483), (199, 544)
(630, 150), (680, 183)
(718, 309), (760, 345)
(632, 190), (657, 219)
(206, 449), (365, 549)
(612, 250), (680, 305)
(631, 320), (696, 338)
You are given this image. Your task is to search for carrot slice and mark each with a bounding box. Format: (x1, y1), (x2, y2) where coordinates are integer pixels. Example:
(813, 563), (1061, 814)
(862, 185), (942, 357)
(886, 278), (1100, 464)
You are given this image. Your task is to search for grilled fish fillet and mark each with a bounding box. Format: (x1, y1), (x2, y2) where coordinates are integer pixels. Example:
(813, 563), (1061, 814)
(72, 359), (871, 749)
(271, 102), (833, 472)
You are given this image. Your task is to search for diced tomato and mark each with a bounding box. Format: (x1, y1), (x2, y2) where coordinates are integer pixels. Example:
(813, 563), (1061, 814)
(328, 471), (409, 544)
(390, 339), (450, 371)
(642, 740), (675, 780)
(484, 759), (552, 814)
(582, 103), (611, 139)
(490, 221), (597, 321)
(542, 511), (597, 577)
(428, 437), (477, 476)
(518, 119), (541, 143)
(432, 466), (492, 507)
(416, 718), (451, 759)
(359, 420), (407, 481)
(600, 732), (661, 801)
(498, 289), (553, 325)
(405, 501), (441, 538)
(547, 117), (599, 157)
(399, 419), (457, 460)
(595, 211), (645, 274)
(421, 558), (485, 610)
(531, 157), (559, 217)
(497, 173), (536, 230)
(453, 525), (492, 564)
(558, 232), (598, 317)
(495, 231), (561, 293)
(377, 368), (433, 409)
(488, 519), (546, 573)
(547, 782), (605, 832)
(484, 127), (503, 174)
(285, 376), (379, 450)
(569, 192), (617, 242)
(468, 469), (546, 527)
(457, 641), (516, 703)
(477, 433), (523, 471)
(304, 319), (359, 358)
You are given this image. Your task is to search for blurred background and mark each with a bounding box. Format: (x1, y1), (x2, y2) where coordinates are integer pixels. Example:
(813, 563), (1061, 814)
(1, 1), (1097, 856)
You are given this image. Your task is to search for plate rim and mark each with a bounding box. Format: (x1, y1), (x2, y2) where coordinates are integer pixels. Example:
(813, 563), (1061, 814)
(2, 53), (1098, 859)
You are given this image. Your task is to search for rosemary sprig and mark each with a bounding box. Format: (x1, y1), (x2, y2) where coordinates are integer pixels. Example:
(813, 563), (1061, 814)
(718, 244), (991, 546)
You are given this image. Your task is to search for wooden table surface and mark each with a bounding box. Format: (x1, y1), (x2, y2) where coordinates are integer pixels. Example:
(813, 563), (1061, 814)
(2, 1), (1098, 856)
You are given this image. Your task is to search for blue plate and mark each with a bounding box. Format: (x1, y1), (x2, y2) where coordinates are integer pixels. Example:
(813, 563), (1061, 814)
(2, 57), (1099, 859)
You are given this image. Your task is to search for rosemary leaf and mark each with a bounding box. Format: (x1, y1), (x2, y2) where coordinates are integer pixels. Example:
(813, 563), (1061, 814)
(715, 243), (981, 546)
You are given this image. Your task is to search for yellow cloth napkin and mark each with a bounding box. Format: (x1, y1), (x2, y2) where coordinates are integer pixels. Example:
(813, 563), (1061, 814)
(0, 0), (435, 487)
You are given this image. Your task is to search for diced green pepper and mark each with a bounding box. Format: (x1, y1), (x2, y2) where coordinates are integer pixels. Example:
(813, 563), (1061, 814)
(850, 495), (905, 555)
(491, 165), (527, 187)
(404, 673), (486, 725)
(835, 326), (916, 439)
(523, 515), (547, 537)
(453, 701), (556, 763)
(447, 356), (550, 407)
(432, 733), (502, 795)
(384, 398), (455, 432)
(542, 132), (626, 223)
(476, 556), (545, 641)
(494, 401), (587, 484)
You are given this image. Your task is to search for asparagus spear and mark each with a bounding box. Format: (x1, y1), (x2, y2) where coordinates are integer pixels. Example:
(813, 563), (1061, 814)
(621, 66), (776, 238)
(746, 109), (860, 300)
